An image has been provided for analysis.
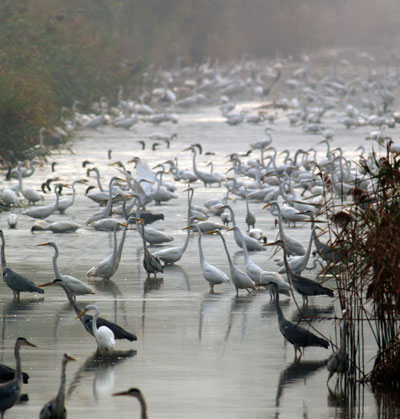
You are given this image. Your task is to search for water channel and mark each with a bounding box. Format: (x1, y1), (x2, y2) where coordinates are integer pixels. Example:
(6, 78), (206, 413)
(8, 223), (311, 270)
(0, 101), (392, 418)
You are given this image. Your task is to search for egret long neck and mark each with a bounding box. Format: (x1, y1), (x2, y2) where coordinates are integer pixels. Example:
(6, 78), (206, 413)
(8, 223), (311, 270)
(52, 245), (62, 278)
(219, 233), (234, 275)
(92, 309), (99, 338)
(110, 225), (119, 269)
(116, 224), (128, 267)
(235, 226), (249, 263)
(180, 227), (191, 255)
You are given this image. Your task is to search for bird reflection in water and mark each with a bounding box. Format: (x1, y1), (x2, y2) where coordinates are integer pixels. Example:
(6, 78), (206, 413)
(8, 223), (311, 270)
(91, 278), (127, 325)
(67, 350), (136, 402)
(164, 265), (190, 292)
(275, 358), (327, 408)
(224, 295), (255, 343)
(198, 292), (228, 341)
(290, 304), (334, 324)
(1, 298), (44, 351)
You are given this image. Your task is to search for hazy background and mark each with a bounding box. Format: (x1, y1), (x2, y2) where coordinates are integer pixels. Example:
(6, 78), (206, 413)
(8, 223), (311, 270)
(1, 0), (399, 159)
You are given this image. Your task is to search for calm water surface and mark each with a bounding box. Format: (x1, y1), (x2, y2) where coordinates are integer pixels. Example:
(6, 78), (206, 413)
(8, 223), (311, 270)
(0, 103), (391, 418)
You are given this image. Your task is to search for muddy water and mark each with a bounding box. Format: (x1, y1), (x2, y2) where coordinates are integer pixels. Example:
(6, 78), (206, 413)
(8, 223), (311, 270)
(0, 103), (387, 418)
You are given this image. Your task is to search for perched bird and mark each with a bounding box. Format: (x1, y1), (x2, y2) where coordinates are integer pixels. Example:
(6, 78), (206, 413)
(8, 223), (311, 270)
(113, 388), (148, 419)
(0, 230), (44, 300)
(39, 354), (76, 419)
(76, 305), (116, 355)
(270, 283), (329, 359)
(0, 337), (36, 418)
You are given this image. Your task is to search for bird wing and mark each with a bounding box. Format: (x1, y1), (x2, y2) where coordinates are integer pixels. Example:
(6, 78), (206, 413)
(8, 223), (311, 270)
(4, 268), (44, 293)
(85, 315), (137, 341)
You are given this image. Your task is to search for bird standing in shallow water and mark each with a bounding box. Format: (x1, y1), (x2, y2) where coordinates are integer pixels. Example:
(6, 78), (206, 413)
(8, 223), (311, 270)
(40, 279), (137, 341)
(267, 239), (334, 305)
(76, 305), (115, 355)
(0, 230), (44, 300)
(0, 337), (36, 418)
(270, 282), (329, 359)
(39, 353), (76, 419)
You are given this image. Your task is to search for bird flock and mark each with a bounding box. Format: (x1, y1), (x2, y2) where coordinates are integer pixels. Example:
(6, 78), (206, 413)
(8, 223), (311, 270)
(1, 50), (398, 417)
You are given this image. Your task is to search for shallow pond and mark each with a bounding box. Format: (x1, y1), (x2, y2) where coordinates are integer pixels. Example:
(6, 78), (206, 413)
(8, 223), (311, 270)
(0, 102), (392, 418)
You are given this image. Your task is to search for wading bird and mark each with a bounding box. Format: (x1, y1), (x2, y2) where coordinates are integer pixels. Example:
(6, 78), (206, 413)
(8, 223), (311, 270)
(267, 239), (334, 305)
(210, 229), (256, 296)
(0, 337), (36, 418)
(184, 224), (229, 292)
(37, 241), (95, 298)
(270, 282), (329, 359)
(136, 219), (163, 278)
(40, 279), (137, 341)
(76, 305), (116, 355)
(0, 230), (44, 299)
(86, 222), (128, 280)
(39, 353), (76, 419)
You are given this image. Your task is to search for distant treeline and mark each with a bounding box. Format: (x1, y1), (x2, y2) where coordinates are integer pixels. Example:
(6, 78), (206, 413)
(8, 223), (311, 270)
(1, 0), (399, 160)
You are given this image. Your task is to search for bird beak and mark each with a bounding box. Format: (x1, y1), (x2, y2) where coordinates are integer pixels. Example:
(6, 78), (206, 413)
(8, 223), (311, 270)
(182, 225), (193, 230)
(182, 147), (191, 152)
(132, 217), (145, 224)
(263, 241), (279, 247)
(113, 391), (131, 396)
(119, 223), (128, 227)
(206, 230), (219, 235)
(36, 242), (50, 246)
(262, 203), (272, 210)
(26, 340), (37, 348)
(66, 355), (77, 361)
(37, 281), (54, 288)
(75, 309), (87, 320)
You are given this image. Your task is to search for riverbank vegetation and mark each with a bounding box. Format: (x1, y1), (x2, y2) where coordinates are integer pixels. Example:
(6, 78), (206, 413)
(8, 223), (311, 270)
(1, 0), (400, 161)
(321, 144), (400, 404)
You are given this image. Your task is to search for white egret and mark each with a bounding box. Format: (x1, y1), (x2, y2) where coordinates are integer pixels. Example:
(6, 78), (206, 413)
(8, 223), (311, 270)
(36, 241), (95, 298)
(263, 201), (305, 256)
(86, 222), (128, 280)
(76, 305), (116, 355)
(187, 224), (229, 292)
(210, 230), (256, 296)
